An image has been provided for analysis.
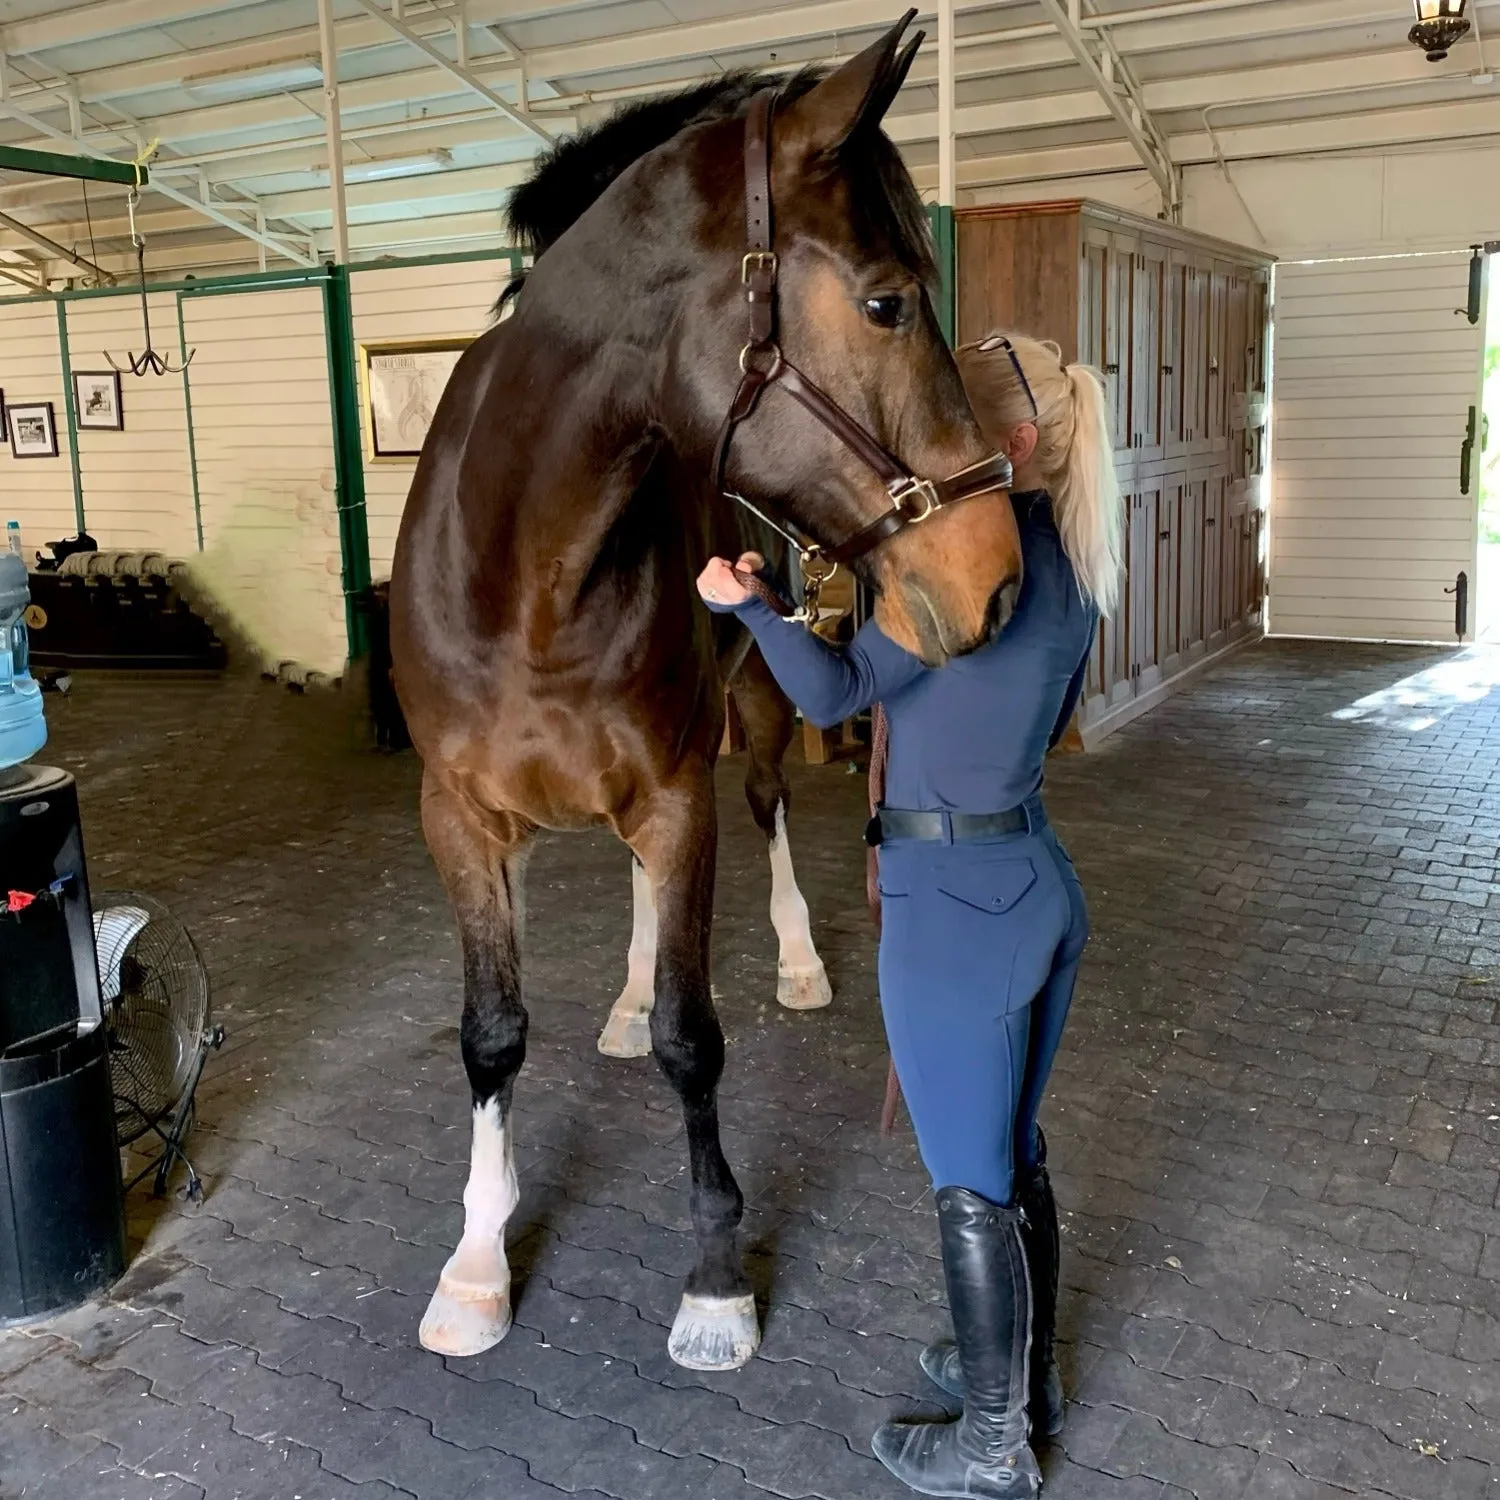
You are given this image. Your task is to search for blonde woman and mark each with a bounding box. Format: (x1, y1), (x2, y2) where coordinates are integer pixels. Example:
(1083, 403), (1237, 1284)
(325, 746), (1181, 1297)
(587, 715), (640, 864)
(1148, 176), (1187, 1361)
(698, 333), (1122, 1498)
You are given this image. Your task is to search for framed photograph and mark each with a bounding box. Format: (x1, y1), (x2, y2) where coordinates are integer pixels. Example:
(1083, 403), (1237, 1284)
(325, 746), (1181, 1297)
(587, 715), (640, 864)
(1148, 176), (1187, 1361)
(8, 401), (58, 459)
(360, 338), (472, 460)
(73, 370), (124, 431)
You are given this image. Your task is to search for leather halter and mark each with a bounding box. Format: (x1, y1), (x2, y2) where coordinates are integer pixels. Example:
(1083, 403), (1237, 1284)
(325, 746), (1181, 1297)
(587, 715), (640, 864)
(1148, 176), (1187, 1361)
(711, 88), (1014, 603)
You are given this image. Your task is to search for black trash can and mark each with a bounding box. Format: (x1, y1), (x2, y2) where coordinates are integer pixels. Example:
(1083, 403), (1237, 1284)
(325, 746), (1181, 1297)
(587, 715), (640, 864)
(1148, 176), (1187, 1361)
(0, 764), (125, 1324)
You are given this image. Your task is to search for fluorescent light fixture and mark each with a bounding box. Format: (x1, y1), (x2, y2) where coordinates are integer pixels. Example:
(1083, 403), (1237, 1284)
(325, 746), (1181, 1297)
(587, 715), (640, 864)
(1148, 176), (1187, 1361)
(322, 149), (455, 182)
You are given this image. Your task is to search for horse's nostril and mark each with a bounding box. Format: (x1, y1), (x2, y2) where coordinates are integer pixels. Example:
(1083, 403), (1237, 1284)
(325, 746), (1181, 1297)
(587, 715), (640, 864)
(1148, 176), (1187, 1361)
(987, 577), (1021, 638)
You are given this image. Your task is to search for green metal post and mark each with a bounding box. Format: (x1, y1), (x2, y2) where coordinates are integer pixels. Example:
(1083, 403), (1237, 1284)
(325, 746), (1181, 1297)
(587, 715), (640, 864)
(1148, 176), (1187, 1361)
(926, 203), (956, 347)
(55, 300), (86, 531)
(321, 264), (373, 661)
(176, 294), (204, 551)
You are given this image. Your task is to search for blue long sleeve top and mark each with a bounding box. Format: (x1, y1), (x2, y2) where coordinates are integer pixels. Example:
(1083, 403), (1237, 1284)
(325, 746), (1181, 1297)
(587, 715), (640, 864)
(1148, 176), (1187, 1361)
(711, 491), (1099, 813)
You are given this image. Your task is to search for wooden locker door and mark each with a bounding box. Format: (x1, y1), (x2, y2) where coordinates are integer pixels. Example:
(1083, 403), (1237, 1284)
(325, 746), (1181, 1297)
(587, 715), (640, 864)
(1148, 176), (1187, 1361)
(1164, 253), (1188, 457)
(1202, 475), (1225, 649)
(1157, 473), (1183, 679)
(1234, 503), (1255, 626)
(1140, 486), (1164, 690)
(1246, 273), (1269, 397)
(1131, 487), (1162, 692)
(1086, 486), (1128, 708)
(1206, 268), (1230, 449)
(1079, 234), (1108, 371)
(1105, 235), (1134, 451)
(1177, 477), (1205, 656)
(1225, 274), (1249, 483)
(1177, 260), (1209, 450)
(1249, 508), (1266, 626)
(1132, 241), (1166, 461)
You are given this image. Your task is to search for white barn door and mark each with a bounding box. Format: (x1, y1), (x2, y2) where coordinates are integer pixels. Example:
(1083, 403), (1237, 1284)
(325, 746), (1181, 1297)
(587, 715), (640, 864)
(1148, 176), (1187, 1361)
(1270, 252), (1486, 642)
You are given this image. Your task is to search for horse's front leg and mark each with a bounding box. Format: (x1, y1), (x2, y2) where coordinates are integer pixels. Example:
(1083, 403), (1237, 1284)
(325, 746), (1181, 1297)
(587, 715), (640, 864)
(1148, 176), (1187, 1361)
(627, 764), (758, 1370)
(417, 773), (534, 1357)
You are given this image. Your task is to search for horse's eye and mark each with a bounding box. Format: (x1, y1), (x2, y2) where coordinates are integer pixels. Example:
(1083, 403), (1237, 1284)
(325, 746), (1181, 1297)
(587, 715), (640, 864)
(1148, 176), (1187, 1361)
(863, 294), (906, 329)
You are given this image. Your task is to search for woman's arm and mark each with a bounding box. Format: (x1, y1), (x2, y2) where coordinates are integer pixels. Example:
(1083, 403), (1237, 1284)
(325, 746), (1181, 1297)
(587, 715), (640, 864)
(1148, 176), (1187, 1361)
(1047, 611), (1099, 750)
(708, 594), (925, 728)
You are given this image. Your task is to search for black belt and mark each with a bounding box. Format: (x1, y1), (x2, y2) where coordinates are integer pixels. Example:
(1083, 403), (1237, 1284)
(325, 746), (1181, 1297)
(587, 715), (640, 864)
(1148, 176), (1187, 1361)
(865, 803), (1041, 847)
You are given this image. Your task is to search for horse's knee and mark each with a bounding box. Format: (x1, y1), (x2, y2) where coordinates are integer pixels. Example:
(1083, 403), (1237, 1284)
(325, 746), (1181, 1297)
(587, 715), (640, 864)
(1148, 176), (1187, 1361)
(744, 768), (788, 838)
(649, 997), (724, 1097)
(461, 1005), (529, 1103)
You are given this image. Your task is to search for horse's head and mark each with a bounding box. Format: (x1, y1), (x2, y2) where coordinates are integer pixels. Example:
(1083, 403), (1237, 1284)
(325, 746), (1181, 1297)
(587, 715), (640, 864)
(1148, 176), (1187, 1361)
(673, 15), (1023, 665)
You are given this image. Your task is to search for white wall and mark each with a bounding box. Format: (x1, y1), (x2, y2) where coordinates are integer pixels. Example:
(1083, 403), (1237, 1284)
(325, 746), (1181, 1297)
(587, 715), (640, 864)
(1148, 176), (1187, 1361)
(179, 285), (346, 679)
(966, 141), (1500, 260)
(0, 300), (76, 556)
(65, 294), (197, 556)
(349, 257), (513, 577)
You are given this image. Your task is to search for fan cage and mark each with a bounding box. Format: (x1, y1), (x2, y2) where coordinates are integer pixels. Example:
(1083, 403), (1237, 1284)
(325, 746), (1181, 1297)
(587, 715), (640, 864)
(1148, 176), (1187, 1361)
(92, 890), (211, 1146)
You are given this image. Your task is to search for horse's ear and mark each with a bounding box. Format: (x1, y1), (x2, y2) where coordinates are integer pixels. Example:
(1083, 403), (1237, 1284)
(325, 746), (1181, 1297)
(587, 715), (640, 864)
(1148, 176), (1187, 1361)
(780, 9), (920, 155)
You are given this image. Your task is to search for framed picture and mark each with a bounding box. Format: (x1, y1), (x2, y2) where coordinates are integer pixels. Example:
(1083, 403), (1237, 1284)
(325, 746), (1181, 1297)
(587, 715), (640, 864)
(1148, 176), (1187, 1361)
(360, 338), (471, 460)
(73, 370), (124, 431)
(8, 401), (58, 459)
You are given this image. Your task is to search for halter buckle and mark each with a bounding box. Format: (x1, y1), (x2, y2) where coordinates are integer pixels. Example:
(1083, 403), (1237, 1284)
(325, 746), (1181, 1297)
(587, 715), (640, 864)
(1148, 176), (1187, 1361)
(889, 477), (940, 524)
(742, 251), (778, 284)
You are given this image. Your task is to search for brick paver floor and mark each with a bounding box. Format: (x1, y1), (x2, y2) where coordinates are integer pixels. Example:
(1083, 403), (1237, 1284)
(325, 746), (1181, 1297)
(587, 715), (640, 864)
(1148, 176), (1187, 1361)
(2, 638), (1498, 1500)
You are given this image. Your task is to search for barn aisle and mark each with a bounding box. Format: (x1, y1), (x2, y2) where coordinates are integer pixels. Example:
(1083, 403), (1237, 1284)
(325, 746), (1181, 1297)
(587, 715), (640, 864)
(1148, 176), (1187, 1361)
(2, 640), (1497, 1500)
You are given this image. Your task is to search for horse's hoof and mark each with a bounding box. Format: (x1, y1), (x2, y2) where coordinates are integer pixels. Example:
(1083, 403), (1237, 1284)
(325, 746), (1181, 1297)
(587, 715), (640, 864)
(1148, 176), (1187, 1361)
(419, 1273), (512, 1357)
(777, 961), (832, 1011)
(597, 1009), (653, 1058)
(668, 1292), (760, 1371)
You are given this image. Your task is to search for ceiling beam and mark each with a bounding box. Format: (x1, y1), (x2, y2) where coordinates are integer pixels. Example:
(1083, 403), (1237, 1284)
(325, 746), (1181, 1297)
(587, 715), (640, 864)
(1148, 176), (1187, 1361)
(918, 94), (1500, 195)
(0, 257), (43, 289)
(0, 0), (265, 55)
(346, 0), (552, 144)
(12, 0), (1481, 119)
(0, 206), (110, 280)
(0, 100), (319, 267)
(1034, 0), (1179, 214)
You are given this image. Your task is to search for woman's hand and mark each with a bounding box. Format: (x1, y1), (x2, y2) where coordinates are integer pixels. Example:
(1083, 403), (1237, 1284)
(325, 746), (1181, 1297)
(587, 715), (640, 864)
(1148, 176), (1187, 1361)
(696, 551), (765, 609)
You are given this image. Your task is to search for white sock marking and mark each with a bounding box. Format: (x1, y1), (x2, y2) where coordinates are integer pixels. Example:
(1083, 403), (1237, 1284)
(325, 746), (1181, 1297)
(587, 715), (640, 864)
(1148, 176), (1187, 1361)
(599, 859), (657, 1055)
(769, 803), (821, 976)
(420, 1097), (518, 1354)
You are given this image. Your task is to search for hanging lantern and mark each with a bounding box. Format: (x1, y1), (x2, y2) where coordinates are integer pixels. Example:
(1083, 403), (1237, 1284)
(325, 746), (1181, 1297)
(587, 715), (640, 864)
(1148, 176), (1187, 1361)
(1409, 0), (1470, 61)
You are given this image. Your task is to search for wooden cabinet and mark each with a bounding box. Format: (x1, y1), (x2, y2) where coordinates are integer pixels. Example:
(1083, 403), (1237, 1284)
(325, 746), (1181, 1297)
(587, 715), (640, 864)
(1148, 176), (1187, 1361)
(957, 199), (1273, 741)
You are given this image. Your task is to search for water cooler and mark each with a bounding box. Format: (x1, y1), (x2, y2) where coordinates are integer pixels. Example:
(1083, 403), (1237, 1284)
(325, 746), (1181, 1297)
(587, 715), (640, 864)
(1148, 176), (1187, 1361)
(0, 551), (125, 1323)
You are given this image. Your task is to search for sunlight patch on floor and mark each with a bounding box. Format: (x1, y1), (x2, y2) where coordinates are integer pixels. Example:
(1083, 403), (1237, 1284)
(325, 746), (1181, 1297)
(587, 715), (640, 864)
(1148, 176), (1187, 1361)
(1331, 646), (1500, 731)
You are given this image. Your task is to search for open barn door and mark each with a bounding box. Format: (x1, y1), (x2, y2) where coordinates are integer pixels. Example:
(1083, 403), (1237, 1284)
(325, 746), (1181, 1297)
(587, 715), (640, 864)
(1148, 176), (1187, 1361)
(1270, 250), (1490, 643)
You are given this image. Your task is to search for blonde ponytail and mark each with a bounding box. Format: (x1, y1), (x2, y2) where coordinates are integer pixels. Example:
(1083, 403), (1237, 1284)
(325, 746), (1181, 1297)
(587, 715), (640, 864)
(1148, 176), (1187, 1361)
(955, 333), (1124, 618)
(1052, 362), (1122, 618)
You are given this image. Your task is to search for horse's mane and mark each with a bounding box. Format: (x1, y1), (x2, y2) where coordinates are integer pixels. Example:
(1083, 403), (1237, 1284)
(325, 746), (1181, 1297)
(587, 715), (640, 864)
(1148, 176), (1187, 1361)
(496, 67), (933, 311)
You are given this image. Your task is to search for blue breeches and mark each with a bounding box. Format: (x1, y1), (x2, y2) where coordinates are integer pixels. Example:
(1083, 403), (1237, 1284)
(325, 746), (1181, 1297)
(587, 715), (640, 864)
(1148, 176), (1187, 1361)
(876, 818), (1089, 1207)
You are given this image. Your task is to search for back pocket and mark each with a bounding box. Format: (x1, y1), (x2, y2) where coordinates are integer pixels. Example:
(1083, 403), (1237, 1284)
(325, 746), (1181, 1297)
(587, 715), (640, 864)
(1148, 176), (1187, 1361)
(936, 857), (1037, 915)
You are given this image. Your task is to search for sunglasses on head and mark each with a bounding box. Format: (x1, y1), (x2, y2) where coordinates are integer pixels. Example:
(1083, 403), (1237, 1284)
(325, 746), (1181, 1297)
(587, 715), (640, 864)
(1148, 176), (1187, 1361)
(976, 334), (1040, 421)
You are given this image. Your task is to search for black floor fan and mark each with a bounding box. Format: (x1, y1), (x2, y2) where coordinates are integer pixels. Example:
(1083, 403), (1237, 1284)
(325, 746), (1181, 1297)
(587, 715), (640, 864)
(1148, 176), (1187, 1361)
(92, 892), (223, 1198)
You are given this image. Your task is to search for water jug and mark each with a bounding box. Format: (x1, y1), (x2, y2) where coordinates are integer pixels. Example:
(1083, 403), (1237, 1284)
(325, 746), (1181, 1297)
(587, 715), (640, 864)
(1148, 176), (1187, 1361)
(0, 553), (45, 769)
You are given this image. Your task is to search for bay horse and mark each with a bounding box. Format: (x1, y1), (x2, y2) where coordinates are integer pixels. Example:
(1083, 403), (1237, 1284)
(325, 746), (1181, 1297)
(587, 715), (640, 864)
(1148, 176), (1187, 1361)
(389, 11), (1024, 1373)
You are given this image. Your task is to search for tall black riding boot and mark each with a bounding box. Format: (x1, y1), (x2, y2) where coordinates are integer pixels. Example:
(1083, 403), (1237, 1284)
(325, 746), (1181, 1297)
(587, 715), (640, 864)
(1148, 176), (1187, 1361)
(920, 1137), (1065, 1438)
(873, 1188), (1041, 1498)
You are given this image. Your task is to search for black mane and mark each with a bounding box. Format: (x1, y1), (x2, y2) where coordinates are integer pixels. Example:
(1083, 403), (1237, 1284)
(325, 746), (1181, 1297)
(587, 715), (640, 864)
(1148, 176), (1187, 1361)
(496, 68), (933, 310)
